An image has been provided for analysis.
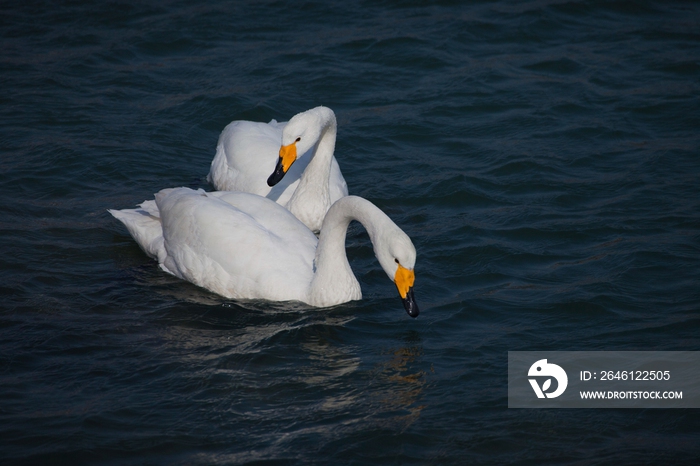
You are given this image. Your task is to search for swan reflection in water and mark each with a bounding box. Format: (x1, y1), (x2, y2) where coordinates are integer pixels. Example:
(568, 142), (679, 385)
(152, 301), (427, 437)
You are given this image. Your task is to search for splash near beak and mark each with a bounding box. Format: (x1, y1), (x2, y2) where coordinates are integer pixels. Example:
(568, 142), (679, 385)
(267, 142), (297, 186)
(394, 264), (419, 318)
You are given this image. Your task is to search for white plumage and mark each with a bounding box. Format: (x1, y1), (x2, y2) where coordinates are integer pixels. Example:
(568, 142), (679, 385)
(109, 188), (418, 315)
(207, 106), (348, 232)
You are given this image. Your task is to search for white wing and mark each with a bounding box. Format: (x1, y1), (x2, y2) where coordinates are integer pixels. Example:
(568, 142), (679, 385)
(156, 188), (318, 301)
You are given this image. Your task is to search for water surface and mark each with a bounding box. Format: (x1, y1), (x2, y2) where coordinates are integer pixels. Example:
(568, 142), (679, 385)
(1, 1), (699, 464)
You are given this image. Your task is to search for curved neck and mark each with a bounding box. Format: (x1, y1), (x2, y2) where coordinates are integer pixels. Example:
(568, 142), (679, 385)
(307, 196), (386, 307)
(285, 110), (337, 232)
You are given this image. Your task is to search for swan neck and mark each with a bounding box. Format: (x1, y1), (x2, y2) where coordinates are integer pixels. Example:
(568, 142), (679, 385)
(308, 197), (385, 307)
(307, 197), (357, 306)
(298, 113), (336, 189)
(286, 111), (337, 231)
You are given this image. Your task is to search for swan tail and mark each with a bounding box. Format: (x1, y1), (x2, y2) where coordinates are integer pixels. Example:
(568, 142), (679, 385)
(109, 205), (166, 262)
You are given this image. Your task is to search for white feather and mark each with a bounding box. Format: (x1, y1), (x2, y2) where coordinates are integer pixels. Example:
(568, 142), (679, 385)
(207, 106), (348, 231)
(110, 189), (416, 308)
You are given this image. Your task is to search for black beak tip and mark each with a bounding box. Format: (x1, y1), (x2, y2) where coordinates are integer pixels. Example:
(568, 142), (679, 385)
(402, 288), (419, 318)
(267, 158), (286, 186)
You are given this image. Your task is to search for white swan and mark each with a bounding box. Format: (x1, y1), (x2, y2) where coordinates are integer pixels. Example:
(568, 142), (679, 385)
(207, 106), (348, 232)
(109, 188), (419, 317)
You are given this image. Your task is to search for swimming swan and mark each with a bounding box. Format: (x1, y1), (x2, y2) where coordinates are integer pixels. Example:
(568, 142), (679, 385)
(207, 106), (348, 232)
(109, 188), (419, 317)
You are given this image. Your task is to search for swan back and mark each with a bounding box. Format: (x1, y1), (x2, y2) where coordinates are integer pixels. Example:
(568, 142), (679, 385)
(156, 188), (317, 301)
(208, 120), (279, 193)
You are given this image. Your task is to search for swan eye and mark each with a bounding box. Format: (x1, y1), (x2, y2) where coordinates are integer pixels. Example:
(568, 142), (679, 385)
(295, 137), (301, 142)
(394, 258), (400, 264)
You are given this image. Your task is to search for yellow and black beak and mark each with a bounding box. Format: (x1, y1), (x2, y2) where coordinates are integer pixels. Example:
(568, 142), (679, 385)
(394, 264), (419, 318)
(267, 142), (298, 186)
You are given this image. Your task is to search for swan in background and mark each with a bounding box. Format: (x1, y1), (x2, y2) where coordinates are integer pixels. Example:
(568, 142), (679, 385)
(207, 106), (348, 232)
(109, 188), (418, 317)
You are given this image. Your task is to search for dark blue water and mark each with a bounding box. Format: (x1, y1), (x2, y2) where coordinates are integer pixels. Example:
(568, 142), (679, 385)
(2, 0), (700, 464)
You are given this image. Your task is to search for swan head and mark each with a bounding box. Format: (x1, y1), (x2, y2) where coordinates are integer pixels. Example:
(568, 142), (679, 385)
(267, 107), (335, 186)
(375, 227), (419, 318)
